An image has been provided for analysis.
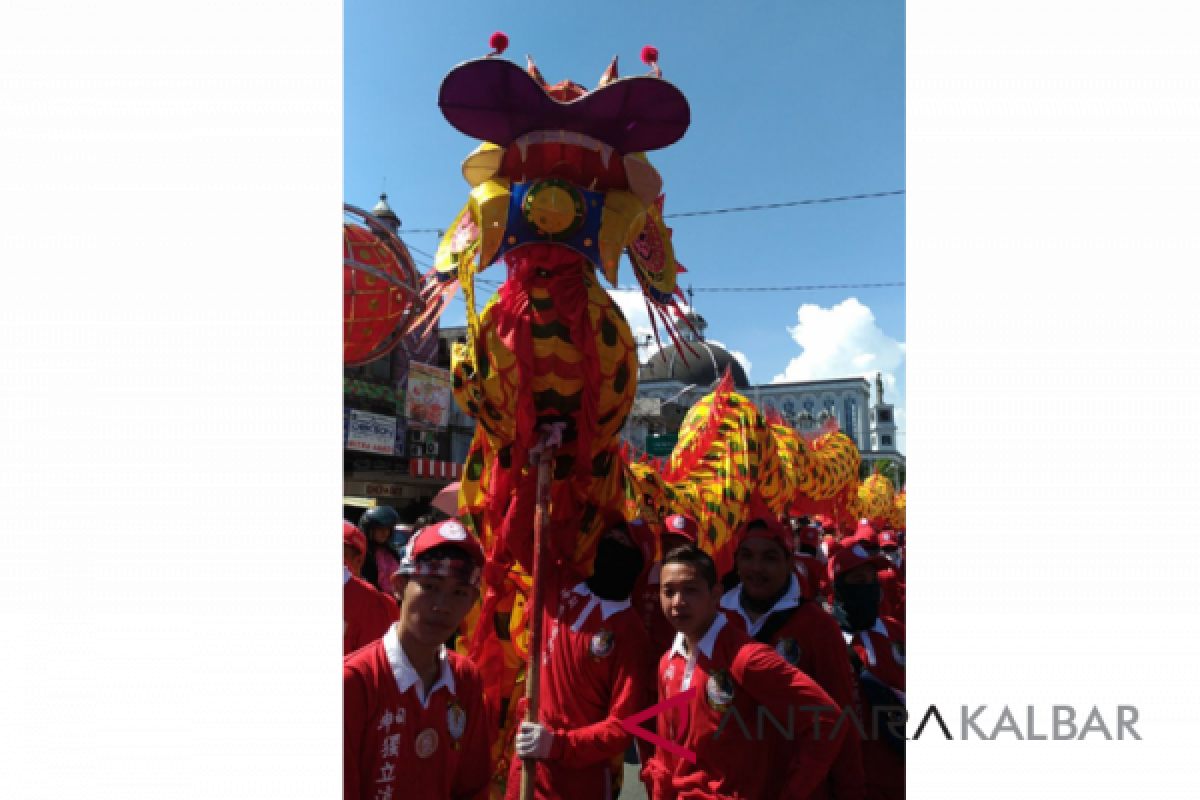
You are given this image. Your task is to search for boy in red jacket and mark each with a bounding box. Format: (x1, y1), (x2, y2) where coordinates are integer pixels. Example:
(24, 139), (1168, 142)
(722, 514), (865, 800)
(344, 519), (493, 800)
(642, 545), (846, 800)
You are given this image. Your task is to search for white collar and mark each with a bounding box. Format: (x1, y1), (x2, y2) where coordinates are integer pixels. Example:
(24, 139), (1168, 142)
(719, 574), (801, 636)
(668, 611), (727, 662)
(383, 625), (455, 708)
(343, 565), (352, 586)
(569, 582), (631, 631)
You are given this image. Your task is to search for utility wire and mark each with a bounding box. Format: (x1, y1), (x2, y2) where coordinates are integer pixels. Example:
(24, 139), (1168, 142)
(393, 189), (905, 234)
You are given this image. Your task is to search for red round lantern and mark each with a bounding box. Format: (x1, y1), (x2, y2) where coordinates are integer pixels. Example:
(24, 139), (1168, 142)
(343, 205), (424, 366)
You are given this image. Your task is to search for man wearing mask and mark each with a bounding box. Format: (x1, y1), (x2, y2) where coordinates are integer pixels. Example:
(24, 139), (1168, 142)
(343, 519), (493, 800)
(850, 521), (903, 626)
(344, 521), (398, 655)
(721, 513), (865, 800)
(642, 545), (846, 800)
(829, 543), (906, 800)
(500, 479), (657, 800)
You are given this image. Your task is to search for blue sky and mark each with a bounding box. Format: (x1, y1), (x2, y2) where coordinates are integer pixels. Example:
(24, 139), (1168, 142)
(345, 0), (905, 446)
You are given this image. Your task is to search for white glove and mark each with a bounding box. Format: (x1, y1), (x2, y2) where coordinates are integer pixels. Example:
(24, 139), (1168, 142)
(514, 721), (556, 760)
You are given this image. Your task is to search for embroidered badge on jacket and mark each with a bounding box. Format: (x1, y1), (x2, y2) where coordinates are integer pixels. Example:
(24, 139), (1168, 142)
(590, 629), (615, 659)
(705, 669), (736, 713)
(446, 700), (467, 749)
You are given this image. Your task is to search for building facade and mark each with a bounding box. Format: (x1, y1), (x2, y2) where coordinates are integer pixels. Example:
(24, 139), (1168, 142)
(342, 197), (478, 521)
(626, 312), (904, 480)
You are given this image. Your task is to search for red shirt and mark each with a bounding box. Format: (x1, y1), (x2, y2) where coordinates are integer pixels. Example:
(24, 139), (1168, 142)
(642, 613), (846, 800)
(343, 627), (492, 800)
(845, 618), (905, 800)
(722, 577), (866, 800)
(877, 570), (905, 626)
(345, 567), (399, 656)
(503, 491), (656, 800)
(505, 580), (655, 800)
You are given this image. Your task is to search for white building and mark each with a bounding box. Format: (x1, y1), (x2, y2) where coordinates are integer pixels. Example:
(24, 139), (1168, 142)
(627, 312), (903, 475)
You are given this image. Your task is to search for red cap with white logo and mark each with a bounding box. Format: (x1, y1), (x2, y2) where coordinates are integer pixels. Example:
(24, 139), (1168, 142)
(397, 518), (485, 586)
(662, 513), (699, 543)
(828, 541), (891, 582)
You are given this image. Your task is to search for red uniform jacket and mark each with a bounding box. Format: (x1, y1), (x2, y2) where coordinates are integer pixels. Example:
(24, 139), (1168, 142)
(876, 569), (904, 626)
(503, 580), (655, 800)
(845, 618), (905, 800)
(793, 554), (828, 602)
(344, 627), (492, 800)
(345, 567), (399, 656)
(642, 613), (846, 800)
(722, 577), (866, 800)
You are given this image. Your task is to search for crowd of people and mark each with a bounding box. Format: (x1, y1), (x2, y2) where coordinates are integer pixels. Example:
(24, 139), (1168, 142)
(343, 485), (907, 800)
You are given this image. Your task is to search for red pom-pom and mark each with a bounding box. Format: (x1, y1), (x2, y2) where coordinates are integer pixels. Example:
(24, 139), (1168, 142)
(640, 45), (659, 65)
(489, 31), (509, 54)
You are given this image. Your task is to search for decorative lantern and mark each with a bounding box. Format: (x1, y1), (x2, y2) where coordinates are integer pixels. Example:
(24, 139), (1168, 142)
(343, 204), (424, 366)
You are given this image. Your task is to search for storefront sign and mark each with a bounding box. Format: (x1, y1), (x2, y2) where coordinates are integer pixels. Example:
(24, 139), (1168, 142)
(346, 409), (398, 455)
(405, 362), (453, 429)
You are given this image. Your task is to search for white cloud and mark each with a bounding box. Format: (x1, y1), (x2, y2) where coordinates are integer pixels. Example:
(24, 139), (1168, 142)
(772, 298), (905, 452)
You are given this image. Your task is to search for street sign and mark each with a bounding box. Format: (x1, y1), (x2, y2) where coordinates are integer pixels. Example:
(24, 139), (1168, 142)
(645, 433), (678, 457)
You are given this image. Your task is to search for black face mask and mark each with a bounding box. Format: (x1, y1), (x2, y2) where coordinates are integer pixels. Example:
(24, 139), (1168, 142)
(587, 537), (644, 601)
(833, 579), (882, 632)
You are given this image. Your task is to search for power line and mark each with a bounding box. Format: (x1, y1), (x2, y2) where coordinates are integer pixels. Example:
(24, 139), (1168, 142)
(393, 189), (905, 234)
(663, 190), (905, 219)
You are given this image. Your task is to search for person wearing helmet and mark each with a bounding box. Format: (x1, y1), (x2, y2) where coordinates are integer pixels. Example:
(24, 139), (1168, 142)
(344, 521), (398, 656)
(720, 510), (866, 800)
(359, 505), (403, 593)
(344, 519), (492, 800)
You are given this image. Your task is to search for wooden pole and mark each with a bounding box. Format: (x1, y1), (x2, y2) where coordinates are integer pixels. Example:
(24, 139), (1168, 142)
(520, 438), (557, 800)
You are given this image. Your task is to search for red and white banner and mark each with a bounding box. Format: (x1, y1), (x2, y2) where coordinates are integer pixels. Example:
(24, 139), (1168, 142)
(408, 458), (462, 480)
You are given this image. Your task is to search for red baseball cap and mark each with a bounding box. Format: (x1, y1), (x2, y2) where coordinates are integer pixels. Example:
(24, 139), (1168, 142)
(621, 516), (658, 566)
(738, 512), (792, 555)
(662, 513), (699, 543)
(828, 540), (891, 582)
(398, 518), (485, 586)
(343, 521), (367, 555)
(795, 523), (822, 550)
(854, 519), (880, 546)
(879, 529), (900, 549)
